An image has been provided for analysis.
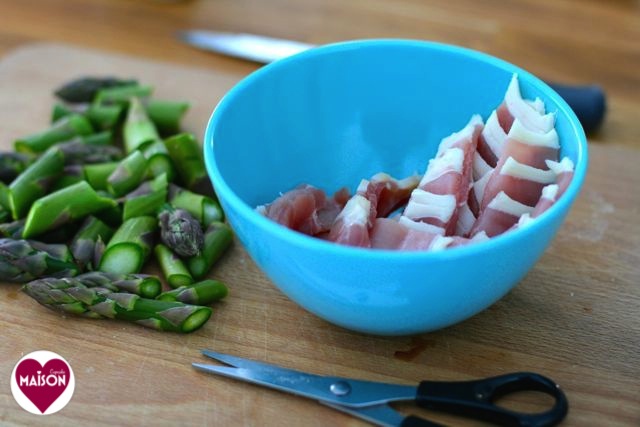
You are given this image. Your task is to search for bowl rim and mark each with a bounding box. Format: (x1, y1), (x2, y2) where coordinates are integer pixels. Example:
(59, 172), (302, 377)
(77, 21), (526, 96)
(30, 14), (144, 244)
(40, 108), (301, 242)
(204, 38), (588, 261)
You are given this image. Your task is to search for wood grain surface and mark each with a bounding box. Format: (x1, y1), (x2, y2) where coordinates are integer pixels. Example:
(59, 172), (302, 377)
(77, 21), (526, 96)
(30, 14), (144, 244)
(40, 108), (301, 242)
(0, 1), (638, 426)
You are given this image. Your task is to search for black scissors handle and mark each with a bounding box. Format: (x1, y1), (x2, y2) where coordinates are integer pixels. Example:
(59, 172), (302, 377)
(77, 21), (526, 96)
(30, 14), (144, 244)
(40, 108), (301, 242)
(401, 372), (568, 427)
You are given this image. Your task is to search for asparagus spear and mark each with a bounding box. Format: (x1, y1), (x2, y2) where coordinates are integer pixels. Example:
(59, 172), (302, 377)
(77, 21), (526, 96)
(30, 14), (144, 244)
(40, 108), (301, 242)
(83, 130), (113, 146)
(8, 146), (65, 220)
(93, 84), (153, 106)
(82, 161), (119, 191)
(156, 279), (228, 305)
(22, 277), (211, 333)
(0, 219), (24, 239)
(0, 152), (32, 183)
(54, 77), (138, 103)
(0, 238), (79, 282)
(22, 181), (118, 238)
(141, 140), (176, 181)
(146, 100), (190, 136)
(51, 103), (73, 122)
(169, 184), (224, 225)
(106, 150), (147, 197)
(70, 271), (162, 299)
(85, 104), (124, 130)
(58, 138), (123, 165)
(70, 216), (114, 271)
(98, 216), (157, 274)
(187, 222), (233, 280)
(122, 173), (168, 221)
(154, 243), (193, 288)
(157, 204), (203, 257)
(124, 96), (161, 153)
(14, 114), (94, 153)
(163, 133), (206, 189)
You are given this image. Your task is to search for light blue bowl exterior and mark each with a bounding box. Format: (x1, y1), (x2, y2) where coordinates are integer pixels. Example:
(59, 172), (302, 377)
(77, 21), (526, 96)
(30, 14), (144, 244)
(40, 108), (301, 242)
(204, 39), (587, 335)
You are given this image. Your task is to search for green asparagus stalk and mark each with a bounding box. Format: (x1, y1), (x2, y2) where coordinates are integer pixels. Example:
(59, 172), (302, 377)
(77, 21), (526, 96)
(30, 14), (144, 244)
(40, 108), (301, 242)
(124, 96), (161, 153)
(85, 104), (124, 130)
(22, 181), (118, 238)
(154, 243), (193, 288)
(163, 133), (206, 189)
(169, 184), (224, 225)
(0, 182), (11, 211)
(0, 238), (79, 282)
(0, 206), (9, 224)
(70, 271), (162, 299)
(14, 114), (94, 154)
(70, 216), (114, 271)
(22, 277), (211, 333)
(82, 161), (119, 191)
(146, 100), (190, 136)
(0, 152), (32, 183)
(54, 77), (138, 103)
(141, 140), (176, 181)
(51, 103), (73, 122)
(106, 150), (147, 197)
(0, 219), (24, 239)
(157, 204), (203, 258)
(8, 146), (65, 219)
(93, 84), (153, 106)
(187, 222), (233, 280)
(58, 138), (123, 165)
(122, 173), (168, 221)
(98, 216), (157, 274)
(82, 130), (113, 146)
(51, 168), (84, 191)
(156, 279), (228, 305)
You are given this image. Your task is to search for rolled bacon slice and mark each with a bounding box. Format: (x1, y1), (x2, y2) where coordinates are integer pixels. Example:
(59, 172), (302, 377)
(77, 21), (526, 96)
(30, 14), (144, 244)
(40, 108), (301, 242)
(476, 110), (507, 168)
(357, 172), (420, 221)
(327, 194), (372, 247)
(496, 74), (555, 133)
(546, 157), (575, 198)
(371, 217), (488, 251)
(257, 184), (349, 236)
(479, 118), (559, 211)
(403, 115), (483, 235)
(470, 191), (534, 237)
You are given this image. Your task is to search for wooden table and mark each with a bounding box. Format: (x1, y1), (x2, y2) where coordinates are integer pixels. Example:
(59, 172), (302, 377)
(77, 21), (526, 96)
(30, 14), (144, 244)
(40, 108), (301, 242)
(0, 1), (638, 426)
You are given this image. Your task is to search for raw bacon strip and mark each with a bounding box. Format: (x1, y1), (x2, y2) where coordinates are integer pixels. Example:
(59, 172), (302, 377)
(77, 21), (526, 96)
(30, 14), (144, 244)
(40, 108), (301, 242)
(476, 110), (507, 168)
(496, 74), (555, 133)
(470, 191), (534, 237)
(404, 115), (482, 234)
(370, 217), (450, 251)
(500, 119), (560, 170)
(327, 194), (372, 247)
(530, 184), (560, 218)
(357, 173), (420, 220)
(403, 189), (457, 230)
(479, 118), (559, 211)
(257, 184), (349, 236)
(480, 156), (557, 210)
(455, 202), (476, 237)
(546, 157), (575, 198)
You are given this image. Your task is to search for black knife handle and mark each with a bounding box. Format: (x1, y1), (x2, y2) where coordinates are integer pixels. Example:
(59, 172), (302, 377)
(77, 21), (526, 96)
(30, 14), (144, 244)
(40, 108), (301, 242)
(411, 372), (568, 427)
(547, 82), (606, 133)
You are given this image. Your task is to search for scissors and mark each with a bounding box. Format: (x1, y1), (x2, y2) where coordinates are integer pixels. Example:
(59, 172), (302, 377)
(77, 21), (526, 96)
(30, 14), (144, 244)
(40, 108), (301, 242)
(192, 349), (568, 427)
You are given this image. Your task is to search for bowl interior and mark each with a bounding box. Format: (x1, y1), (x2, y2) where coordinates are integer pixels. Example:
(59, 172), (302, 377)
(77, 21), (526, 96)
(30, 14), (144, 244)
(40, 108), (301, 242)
(209, 40), (585, 213)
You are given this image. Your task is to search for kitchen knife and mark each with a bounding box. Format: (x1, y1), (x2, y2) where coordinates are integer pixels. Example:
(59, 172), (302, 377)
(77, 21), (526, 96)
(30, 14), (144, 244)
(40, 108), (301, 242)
(179, 30), (606, 133)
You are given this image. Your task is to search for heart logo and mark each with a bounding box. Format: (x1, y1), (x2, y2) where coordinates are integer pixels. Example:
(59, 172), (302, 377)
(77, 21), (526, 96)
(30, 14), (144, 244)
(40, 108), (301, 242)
(14, 358), (70, 414)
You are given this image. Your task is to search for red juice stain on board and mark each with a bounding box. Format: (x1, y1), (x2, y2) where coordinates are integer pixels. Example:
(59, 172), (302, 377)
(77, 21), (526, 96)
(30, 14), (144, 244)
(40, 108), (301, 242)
(394, 337), (434, 362)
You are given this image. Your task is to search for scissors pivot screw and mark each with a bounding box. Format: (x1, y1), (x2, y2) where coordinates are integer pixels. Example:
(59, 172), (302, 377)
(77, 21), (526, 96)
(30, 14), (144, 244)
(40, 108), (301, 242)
(329, 381), (351, 396)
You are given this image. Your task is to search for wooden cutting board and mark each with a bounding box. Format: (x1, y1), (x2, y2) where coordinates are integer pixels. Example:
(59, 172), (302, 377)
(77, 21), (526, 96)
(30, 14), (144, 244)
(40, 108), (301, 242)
(0, 43), (638, 427)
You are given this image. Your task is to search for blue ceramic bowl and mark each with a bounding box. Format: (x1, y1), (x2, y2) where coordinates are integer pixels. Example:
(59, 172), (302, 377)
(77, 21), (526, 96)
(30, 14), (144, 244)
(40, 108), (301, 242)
(204, 39), (587, 335)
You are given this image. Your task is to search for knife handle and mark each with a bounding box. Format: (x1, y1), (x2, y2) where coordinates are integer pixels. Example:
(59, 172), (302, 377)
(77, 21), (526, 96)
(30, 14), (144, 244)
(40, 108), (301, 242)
(547, 82), (606, 133)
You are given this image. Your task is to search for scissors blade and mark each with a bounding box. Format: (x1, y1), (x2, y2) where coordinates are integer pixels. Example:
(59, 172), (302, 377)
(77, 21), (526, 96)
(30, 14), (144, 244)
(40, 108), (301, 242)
(193, 350), (416, 408)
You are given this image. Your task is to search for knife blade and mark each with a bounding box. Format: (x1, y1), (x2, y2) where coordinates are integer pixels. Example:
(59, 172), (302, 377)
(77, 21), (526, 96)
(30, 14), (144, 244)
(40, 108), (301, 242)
(179, 30), (605, 132)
